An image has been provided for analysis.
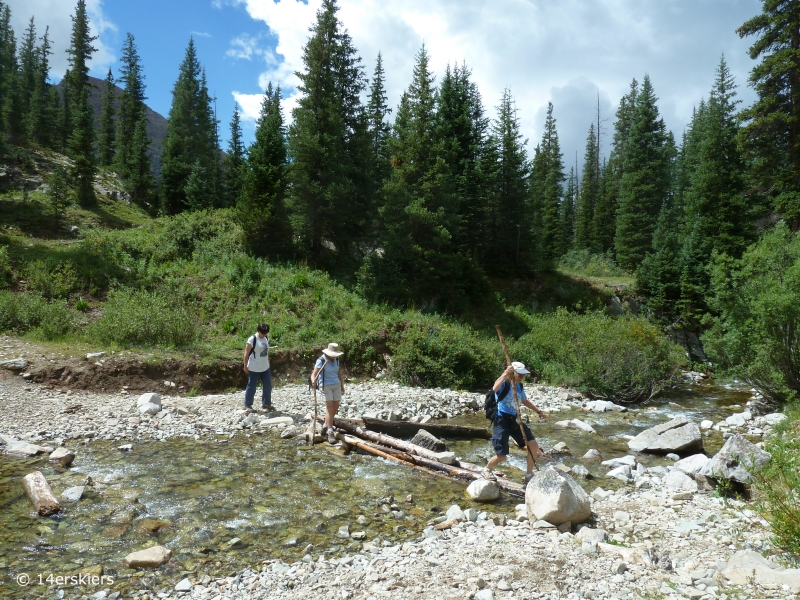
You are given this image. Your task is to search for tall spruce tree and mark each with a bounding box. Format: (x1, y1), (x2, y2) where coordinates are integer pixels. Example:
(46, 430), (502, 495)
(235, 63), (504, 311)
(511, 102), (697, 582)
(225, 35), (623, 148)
(239, 84), (292, 260)
(25, 25), (56, 148)
(738, 1), (800, 221)
(367, 52), (391, 200)
(637, 199), (682, 315)
(65, 0), (97, 207)
(0, 2), (16, 151)
(16, 17), (37, 143)
(615, 75), (672, 271)
(530, 102), (565, 261)
(224, 103), (246, 205)
(575, 123), (599, 251)
(126, 117), (155, 208)
(560, 167), (576, 256)
(161, 38), (220, 214)
(98, 68), (116, 167)
(289, 0), (370, 261)
(115, 33), (146, 179)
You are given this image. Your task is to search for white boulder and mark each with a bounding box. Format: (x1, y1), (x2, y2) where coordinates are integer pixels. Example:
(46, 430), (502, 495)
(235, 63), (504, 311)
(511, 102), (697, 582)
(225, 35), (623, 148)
(526, 467), (591, 526)
(466, 479), (500, 502)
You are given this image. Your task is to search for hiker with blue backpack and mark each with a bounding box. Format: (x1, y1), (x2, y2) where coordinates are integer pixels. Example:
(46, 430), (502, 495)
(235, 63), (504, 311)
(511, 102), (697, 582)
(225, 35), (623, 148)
(482, 361), (547, 484)
(311, 343), (345, 445)
(243, 323), (273, 411)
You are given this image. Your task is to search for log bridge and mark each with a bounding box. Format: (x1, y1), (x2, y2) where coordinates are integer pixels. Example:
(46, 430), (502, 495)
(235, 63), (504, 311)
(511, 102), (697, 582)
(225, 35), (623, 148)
(315, 415), (525, 498)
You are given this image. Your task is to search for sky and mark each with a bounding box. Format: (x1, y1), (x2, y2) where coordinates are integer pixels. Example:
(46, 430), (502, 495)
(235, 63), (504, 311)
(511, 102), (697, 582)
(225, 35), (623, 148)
(8, 0), (763, 170)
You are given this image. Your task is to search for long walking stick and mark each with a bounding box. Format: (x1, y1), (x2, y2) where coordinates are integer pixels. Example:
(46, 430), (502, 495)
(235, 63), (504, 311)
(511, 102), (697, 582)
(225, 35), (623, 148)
(495, 325), (538, 471)
(311, 356), (328, 447)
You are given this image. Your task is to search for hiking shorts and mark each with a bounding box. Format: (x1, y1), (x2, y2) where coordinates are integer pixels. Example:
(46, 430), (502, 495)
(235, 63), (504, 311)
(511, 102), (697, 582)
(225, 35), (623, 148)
(492, 413), (535, 456)
(321, 382), (342, 402)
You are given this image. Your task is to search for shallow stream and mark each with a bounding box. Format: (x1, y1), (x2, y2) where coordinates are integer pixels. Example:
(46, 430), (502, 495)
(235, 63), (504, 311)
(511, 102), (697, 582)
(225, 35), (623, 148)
(0, 381), (753, 599)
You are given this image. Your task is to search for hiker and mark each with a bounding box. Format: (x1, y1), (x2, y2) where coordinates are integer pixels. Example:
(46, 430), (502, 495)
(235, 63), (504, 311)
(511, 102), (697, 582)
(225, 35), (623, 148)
(311, 343), (345, 444)
(243, 323), (273, 411)
(482, 361), (547, 484)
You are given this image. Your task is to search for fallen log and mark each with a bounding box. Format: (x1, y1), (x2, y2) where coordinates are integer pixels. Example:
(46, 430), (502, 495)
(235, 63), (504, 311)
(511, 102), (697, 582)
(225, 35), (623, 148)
(361, 417), (490, 440)
(328, 417), (444, 462)
(22, 471), (61, 516)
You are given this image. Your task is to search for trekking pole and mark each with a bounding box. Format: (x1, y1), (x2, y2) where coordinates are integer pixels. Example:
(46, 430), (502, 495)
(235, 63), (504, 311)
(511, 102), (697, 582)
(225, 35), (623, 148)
(495, 325), (538, 471)
(311, 356), (328, 447)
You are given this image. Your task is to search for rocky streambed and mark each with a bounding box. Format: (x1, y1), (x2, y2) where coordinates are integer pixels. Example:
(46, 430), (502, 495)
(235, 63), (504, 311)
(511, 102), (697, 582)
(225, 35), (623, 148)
(0, 365), (798, 600)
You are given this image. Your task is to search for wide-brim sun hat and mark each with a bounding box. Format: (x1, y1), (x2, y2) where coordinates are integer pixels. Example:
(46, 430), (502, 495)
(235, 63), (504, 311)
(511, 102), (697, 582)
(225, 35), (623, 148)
(511, 361), (530, 374)
(322, 342), (344, 357)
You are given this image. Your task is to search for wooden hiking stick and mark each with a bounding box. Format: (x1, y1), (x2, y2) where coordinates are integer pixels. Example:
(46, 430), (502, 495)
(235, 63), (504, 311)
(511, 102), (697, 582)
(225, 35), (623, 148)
(311, 356), (329, 447)
(495, 325), (538, 471)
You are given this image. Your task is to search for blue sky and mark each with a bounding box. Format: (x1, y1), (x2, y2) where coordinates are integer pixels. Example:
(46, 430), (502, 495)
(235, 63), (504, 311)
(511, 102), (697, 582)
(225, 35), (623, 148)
(10, 0), (763, 166)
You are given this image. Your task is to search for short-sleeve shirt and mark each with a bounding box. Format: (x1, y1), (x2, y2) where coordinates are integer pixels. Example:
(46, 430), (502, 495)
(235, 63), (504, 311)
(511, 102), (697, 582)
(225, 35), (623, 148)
(496, 380), (527, 417)
(246, 334), (270, 372)
(314, 356), (340, 387)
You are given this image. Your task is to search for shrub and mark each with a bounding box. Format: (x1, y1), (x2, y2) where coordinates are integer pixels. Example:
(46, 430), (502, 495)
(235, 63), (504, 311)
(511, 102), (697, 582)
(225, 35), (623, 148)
(511, 308), (686, 402)
(0, 291), (78, 338)
(390, 319), (501, 390)
(23, 259), (78, 299)
(75, 298), (90, 312)
(752, 404), (800, 557)
(704, 222), (800, 404)
(0, 245), (11, 286)
(87, 288), (196, 348)
(558, 249), (628, 278)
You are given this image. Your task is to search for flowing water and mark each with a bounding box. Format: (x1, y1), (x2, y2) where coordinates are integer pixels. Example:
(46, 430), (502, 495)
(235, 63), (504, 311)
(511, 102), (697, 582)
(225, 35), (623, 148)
(0, 381), (753, 599)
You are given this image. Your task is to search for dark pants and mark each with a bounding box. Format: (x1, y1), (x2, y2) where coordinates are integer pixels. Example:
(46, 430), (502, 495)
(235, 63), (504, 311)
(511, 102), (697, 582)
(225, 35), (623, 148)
(244, 369), (272, 408)
(491, 413), (535, 455)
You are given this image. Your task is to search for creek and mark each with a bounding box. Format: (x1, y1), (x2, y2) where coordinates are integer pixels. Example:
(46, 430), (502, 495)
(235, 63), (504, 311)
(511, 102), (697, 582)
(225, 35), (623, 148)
(0, 381), (752, 599)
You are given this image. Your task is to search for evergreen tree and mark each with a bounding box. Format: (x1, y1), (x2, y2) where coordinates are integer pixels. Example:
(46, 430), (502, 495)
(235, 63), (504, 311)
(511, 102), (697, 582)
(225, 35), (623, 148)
(98, 68), (116, 167)
(615, 75), (672, 271)
(126, 117), (155, 207)
(530, 102), (565, 261)
(289, 0), (370, 260)
(16, 17), (36, 142)
(738, 1), (800, 220)
(239, 84), (292, 260)
(485, 88), (530, 271)
(560, 167), (576, 256)
(637, 199), (682, 315)
(48, 164), (70, 218)
(224, 103), (246, 205)
(367, 52), (391, 199)
(0, 3), (18, 150)
(575, 123), (599, 251)
(592, 158), (615, 252)
(161, 38), (220, 213)
(25, 25), (56, 148)
(65, 0), (97, 207)
(115, 33), (147, 180)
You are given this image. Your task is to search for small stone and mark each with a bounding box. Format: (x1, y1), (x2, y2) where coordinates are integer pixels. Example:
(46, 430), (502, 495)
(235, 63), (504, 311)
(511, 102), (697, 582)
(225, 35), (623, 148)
(337, 525), (350, 538)
(118, 444), (133, 451)
(474, 589), (494, 600)
(225, 537), (242, 548)
(123, 545), (172, 568)
(174, 578), (192, 592)
(48, 447), (76, 467)
(583, 449), (603, 462)
(613, 561), (628, 575)
(466, 479), (500, 502)
(61, 486), (84, 502)
(434, 451), (457, 465)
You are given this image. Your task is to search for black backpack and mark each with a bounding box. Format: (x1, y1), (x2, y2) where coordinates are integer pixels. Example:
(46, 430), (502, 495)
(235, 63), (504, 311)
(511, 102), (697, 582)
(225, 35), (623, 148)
(484, 381), (514, 421)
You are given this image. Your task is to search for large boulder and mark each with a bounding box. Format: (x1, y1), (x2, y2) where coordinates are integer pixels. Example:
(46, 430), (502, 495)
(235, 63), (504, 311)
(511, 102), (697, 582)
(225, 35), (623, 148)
(466, 479), (500, 502)
(720, 550), (800, 593)
(137, 392), (162, 416)
(673, 453), (709, 477)
(409, 429), (448, 452)
(583, 400), (627, 413)
(123, 545), (172, 569)
(526, 467), (591, 526)
(699, 434), (771, 484)
(664, 469), (698, 493)
(627, 416), (703, 455)
(6, 440), (51, 457)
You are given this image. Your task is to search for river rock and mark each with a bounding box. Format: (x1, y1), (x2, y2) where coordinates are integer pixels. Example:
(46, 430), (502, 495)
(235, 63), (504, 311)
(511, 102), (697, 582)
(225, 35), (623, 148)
(699, 434), (771, 483)
(434, 451), (457, 465)
(762, 412), (787, 426)
(601, 455), (636, 468)
(700, 419), (714, 429)
(552, 419), (596, 434)
(583, 400), (627, 413)
(571, 464), (591, 479)
(526, 467), (591, 526)
(576, 527), (607, 544)
(337, 525), (350, 538)
(673, 453), (709, 476)
(606, 465), (633, 482)
(583, 449), (603, 462)
(175, 578), (192, 592)
(664, 469), (698, 493)
(627, 416), (703, 455)
(409, 429), (448, 452)
(720, 550), (800, 593)
(446, 505), (465, 521)
(474, 590), (494, 600)
(137, 392), (162, 415)
(551, 441), (570, 454)
(263, 417), (294, 426)
(6, 440), (51, 456)
(61, 486), (84, 502)
(124, 545), (172, 568)
(725, 413), (747, 427)
(0, 357), (28, 371)
(466, 479), (500, 502)
(49, 447), (76, 467)
(22, 471), (60, 515)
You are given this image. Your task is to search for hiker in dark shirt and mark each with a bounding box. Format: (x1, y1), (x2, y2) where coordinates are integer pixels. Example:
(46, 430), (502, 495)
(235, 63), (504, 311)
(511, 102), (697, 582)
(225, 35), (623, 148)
(482, 362), (546, 484)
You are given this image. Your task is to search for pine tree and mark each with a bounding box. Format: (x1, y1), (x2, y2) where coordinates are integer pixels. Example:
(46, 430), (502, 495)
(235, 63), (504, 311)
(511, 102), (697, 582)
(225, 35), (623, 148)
(485, 88), (530, 271)
(592, 158), (615, 252)
(48, 165), (70, 218)
(0, 3), (19, 150)
(367, 52), (392, 199)
(637, 199), (682, 315)
(615, 75), (672, 271)
(25, 25), (56, 148)
(738, 1), (800, 221)
(161, 38), (220, 214)
(238, 83), (292, 260)
(560, 167), (576, 256)
(289, 0), (370, 261)
(224, 103), (246, 205)
(530, 102), (565, 261)
(16, 17), (36, 143)
(127, 117), (155, 208)
(115, 33), (147, 180)
(65, 0), (97, 207)
(98, 68), (116, 167)
(575, 123), (599, 251)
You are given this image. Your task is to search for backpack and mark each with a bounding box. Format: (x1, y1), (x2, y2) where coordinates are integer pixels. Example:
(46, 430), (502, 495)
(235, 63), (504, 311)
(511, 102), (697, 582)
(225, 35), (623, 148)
(484, 381), (515, 421)
(248, 335), (268, 358)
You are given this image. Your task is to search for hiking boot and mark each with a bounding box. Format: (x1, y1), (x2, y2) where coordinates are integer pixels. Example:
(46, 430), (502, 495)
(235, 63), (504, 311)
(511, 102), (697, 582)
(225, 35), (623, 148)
(481, 468), (497, 481)
(327, 428), (338, 445)
(524, 473), (534, 485)
(262, 404), (274, 411)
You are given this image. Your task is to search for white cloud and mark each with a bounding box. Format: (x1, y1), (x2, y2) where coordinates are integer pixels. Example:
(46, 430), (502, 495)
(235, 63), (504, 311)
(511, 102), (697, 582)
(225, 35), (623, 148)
(234, 0), (761, 163)
(7, 0), (117, 79)
(192, 31), (212, 38)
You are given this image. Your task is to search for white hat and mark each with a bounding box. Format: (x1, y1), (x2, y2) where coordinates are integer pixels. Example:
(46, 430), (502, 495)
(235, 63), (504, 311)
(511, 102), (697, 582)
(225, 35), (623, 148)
(322, 342), (344, 357)
(512, 361), (530, 374)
